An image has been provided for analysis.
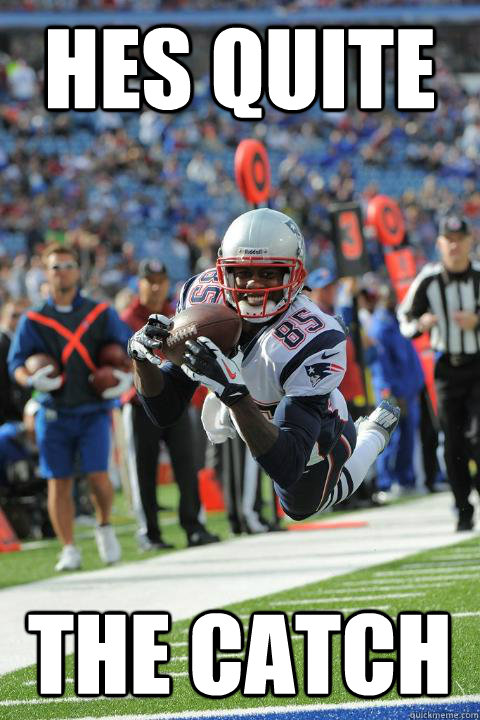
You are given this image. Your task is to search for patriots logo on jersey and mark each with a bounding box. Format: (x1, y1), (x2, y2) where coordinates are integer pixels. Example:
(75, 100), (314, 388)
(305, 357), (343, 388)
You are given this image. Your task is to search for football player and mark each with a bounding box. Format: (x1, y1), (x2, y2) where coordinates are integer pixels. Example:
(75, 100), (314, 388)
(128, 209), (400, 520)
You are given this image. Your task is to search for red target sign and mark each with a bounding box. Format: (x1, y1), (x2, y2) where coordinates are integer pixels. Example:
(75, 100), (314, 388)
(366, 195), (405, 247)
(234, 139), (271, 205)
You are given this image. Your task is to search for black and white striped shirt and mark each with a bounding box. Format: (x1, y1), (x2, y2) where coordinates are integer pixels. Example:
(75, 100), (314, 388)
(397, 261), (480, 355)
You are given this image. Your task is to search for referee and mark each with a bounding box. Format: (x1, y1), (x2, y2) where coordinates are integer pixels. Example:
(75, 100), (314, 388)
(398, 212), (480, 531)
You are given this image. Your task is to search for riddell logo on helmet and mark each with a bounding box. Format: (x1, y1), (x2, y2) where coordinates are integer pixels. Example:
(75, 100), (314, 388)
(237, 247), (269, 255)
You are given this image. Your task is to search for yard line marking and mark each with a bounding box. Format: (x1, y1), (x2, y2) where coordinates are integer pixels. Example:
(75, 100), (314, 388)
(402, 560), (480, 569)
(23, 679), (74, 686)
(22, 672), (189, 687)
(234, 607), (391, 620)
(371, 572), (475, 581)
(375, 567), (480, 577)
(345, 576), (460, 586)
(452, 611), (480, 617)
(304, 583), (451, 594)
(270, 592), (424, 605)
(175, 609), (392, 636)
(322, 580), (453, 600)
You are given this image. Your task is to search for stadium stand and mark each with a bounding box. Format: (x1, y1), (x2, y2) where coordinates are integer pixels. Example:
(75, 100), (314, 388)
(0, 37), (480, 296)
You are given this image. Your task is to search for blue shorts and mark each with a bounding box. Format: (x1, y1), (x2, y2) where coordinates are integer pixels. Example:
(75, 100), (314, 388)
(35, 407), (111, 479)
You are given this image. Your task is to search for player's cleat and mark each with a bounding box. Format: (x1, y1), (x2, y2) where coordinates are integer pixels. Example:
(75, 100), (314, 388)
(355, 399), (401, 453)
(187, 528), (220, 547)
(55, 544), (82, 572)
(95, 524), (121, 564)
(138, 534), (175, 552)
(456, 514), (475, 532)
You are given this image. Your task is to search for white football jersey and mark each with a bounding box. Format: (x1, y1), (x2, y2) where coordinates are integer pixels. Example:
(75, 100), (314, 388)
(178, 269), (348, 421)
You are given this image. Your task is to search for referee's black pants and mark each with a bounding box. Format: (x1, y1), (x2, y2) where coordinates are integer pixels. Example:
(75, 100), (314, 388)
(131, 403), (203, 542)
(435, 356), (480, 520)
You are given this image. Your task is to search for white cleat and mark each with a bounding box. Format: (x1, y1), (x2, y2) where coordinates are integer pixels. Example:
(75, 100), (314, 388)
(55, 544), (82, 572)
(95, 524), (121, 565)
(355, 399), (401, 452)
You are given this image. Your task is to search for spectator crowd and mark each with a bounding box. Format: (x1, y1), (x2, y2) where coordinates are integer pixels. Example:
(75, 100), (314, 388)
(4, 0), (480, 12)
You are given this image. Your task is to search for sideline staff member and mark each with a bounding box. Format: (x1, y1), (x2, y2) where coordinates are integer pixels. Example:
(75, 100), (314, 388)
(398, 212), (480, 531)
(121, 259), (219, 549)
(8, 243), (132, 570)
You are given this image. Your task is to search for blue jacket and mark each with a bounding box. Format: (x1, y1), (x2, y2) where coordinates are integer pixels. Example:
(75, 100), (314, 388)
(369, 307), (425, 399)
(8, 291), (131, 413)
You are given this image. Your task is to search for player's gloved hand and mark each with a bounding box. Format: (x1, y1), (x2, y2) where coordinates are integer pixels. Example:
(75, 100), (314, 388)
(127, 314), (172, 365)
(27, 365), (63, 392)
(101, 369), (134, 399)
(181, 337), (249, 408)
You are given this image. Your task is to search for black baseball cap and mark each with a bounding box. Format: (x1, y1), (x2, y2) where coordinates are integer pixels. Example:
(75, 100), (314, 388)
(438, 213), (471, 237)
(138, 259), (167, 278)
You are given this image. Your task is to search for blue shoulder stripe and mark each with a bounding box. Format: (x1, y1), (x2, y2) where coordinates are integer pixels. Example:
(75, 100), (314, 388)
(177, 275), (198, 312)
(279, 329), (345, 388)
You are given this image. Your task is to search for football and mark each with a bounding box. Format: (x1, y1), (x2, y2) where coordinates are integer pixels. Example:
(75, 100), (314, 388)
(89, 366), (119, 396)
(98, 343), (131, 370)
(25, 353), (61, 378)
(163, 304), (242, 366)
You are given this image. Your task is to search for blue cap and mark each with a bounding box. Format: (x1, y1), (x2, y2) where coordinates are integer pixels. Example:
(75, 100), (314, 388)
(307, 267), (338, 290)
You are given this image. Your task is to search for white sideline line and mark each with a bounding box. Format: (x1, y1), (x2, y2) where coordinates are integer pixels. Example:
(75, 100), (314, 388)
(271, 592), (424, 606)
(11, 694), (480, 715)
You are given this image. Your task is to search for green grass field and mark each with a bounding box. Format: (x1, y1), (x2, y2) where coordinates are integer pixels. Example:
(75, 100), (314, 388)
(1, 534), (479, 720)
(0, 483), (234, 589)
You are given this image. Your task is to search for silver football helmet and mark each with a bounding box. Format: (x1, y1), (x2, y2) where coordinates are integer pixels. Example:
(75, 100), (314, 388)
(216, 208), (307, 322)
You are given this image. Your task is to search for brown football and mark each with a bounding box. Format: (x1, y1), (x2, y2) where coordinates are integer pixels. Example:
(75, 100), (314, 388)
(163, 304), (242, 366)
(25, 353), (61, 378)
(89, 365), (120, 395)
(98, 343), (131, 370)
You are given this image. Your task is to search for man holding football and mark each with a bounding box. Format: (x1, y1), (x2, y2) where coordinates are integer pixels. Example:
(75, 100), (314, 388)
(128, 208), (400, 521)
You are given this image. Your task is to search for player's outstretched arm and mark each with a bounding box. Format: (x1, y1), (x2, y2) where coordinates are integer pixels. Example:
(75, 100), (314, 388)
(128, 315), (198, 427)
(132, 359), (166, 398)
(228, 395), (279, 458)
